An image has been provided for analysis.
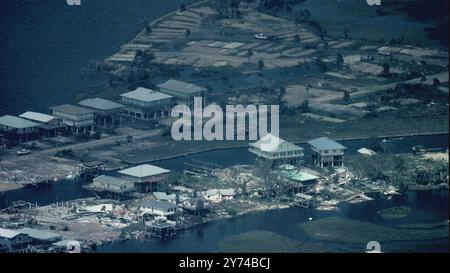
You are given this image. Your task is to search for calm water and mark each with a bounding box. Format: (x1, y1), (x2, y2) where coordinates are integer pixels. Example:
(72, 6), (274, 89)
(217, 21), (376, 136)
(0, 0), (191, 116)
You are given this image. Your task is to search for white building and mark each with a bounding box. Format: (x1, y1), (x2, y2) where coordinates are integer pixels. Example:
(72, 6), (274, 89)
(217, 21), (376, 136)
(140, 200), (178, 217)
(91, 175), (135, 194)
(120, 87), (173, 120)
(200, 189), (236, 203)
(118, 164), (171, 193)
(249, 133), (304, 163)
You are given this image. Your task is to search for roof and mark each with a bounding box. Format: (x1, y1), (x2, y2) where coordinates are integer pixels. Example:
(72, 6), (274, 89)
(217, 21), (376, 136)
(153, 192), (189, 202)
(118, 164), (170, 178)
(0, 228), (22, 239)
(17, 228), (61, 241)
(281, 170), (319, 182)
(307, 137), (346, 150)
(19, 111), (56, 123)
(0, 115), (39, 129)
(93, 175), (129, 186)
(250, 133), (303, 153)
(201, 188), (236, 197)
(78, 98), (124, 111)
(218, 189), (236, 196)
(142, 200), (177, 210)
(157, 79), (206, 94)
(50, 104), (95, 116)
(120, 87), (173, 102)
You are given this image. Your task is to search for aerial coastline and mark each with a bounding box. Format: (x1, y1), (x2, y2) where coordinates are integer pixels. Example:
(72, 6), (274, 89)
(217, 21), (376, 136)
(0, 0), (448, 253)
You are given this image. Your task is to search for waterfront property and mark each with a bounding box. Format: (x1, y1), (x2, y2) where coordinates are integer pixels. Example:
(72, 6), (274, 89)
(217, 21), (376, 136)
(118, 164), (171, 193)
(0, 115), (39, 143)
(78, 98), (124, 128)
(307, 137), (346, 168)
(16, 228), (62, 245)
(0, 228), (32, 252)
(90, 175), (135, 197)
(279, 165), (320, 194)
(249, 133), (304, 164)
(200, 189), (236, 203)
(157, 79), (207, 106)
(140, 200), (178, 218)
(144, 218), (177, 238)
(19, 111), (64, 137)
(76, 161), (106, 182)
(50, 104), (95, 134)
(120, 87), (173, 120)
(153, 192), (189, 204)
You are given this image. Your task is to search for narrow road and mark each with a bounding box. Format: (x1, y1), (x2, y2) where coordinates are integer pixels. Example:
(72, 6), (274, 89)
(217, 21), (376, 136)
(1, 128), (161, 164)
(310, 71), (449, 104)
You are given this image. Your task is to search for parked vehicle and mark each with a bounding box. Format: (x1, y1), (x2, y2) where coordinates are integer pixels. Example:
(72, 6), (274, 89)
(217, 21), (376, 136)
(254, 33), (267, 40)
(16, 149), (31, 156)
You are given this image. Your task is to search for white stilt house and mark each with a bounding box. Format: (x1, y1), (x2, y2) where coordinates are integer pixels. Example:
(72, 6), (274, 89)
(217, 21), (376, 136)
(249, 133), (304, 164)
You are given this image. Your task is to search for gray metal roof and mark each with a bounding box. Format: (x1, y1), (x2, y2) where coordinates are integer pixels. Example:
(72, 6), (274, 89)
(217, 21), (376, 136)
(142, 200), (177, 211)
(0, 228), (22, 239)
(120, 87), (173, 102)
(50, 104), (95, 116)
(78, 98), (124, 111)
(307, 137), (346, 150)
(93, 175), (129, 186)
(118, 164), (170, 178)
(19, 111), (56, 123)
(0, 115), (39, 129)
(17, 228), (61, 241)
(157, 79), (206, 94)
